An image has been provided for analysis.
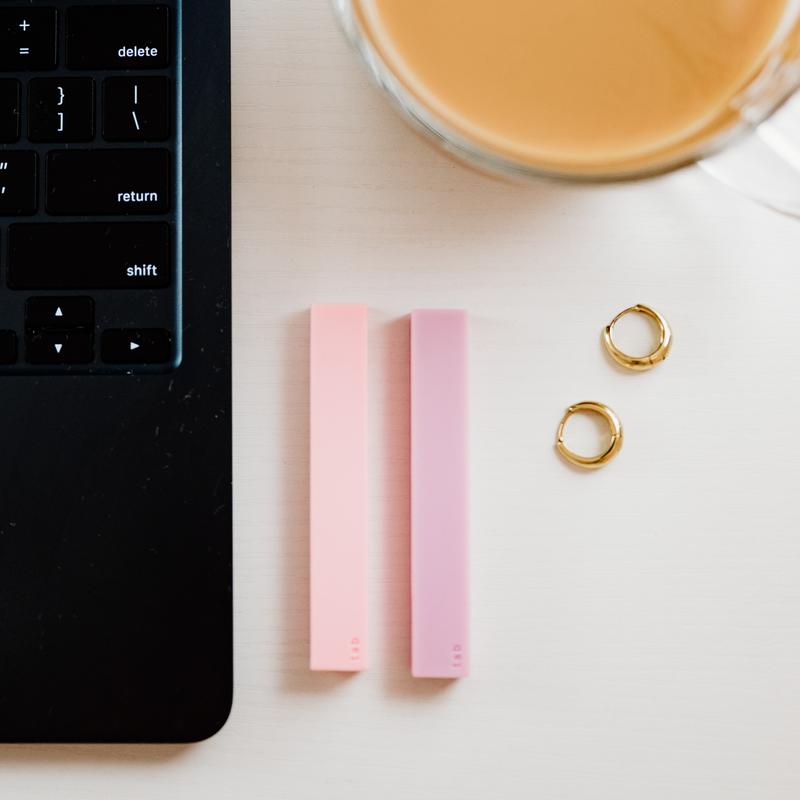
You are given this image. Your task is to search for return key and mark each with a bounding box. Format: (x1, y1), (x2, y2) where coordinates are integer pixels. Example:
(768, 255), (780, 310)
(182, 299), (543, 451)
(46, 149), (170, 216)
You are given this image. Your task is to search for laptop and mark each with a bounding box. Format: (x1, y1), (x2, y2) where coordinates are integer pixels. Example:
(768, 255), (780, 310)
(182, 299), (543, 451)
(0, 0), (233, 743)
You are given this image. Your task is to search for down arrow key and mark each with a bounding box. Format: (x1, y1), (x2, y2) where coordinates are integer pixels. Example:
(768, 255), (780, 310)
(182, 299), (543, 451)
(26, 331), (94, 365)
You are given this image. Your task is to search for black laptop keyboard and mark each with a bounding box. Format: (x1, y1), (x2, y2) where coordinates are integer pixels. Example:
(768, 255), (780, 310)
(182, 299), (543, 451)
(0, 2), (179, 373)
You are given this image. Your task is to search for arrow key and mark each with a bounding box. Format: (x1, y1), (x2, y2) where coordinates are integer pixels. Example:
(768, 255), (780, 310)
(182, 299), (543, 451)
(0, 331), (17, 365)
(26, 296), (94, 329)
(102, 329), (171, 365)
(27, 330), (93, 365)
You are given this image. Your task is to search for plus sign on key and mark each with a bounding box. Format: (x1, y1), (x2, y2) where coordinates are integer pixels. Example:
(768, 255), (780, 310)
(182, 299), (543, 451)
(0, 8), (58, 70)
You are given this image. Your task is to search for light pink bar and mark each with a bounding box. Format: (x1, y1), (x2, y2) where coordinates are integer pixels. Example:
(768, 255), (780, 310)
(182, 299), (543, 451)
(310, 305), (368, 671)
(411, 310), (469, 679)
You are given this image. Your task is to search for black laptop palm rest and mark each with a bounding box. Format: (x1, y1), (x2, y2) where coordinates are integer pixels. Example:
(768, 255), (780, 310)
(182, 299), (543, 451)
(0, 1), (232, 743)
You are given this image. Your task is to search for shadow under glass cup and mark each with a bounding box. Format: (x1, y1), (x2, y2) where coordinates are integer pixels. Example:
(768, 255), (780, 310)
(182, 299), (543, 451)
(333, 0), (800, 182)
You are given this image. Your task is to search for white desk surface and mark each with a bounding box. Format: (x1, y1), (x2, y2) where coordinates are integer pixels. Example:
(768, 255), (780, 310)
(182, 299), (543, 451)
(4, 2), (800, 798)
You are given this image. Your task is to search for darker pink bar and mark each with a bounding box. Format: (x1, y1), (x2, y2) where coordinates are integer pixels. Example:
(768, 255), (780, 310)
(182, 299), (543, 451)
(410, 310), (469, 679)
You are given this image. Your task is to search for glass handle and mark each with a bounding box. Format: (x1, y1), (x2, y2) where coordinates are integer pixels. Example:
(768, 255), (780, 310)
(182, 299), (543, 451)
(699, 93), (800, 219)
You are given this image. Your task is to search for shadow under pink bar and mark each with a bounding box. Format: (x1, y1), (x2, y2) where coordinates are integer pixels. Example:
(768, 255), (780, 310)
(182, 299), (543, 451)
(310, 305), (368, 672)
(411, 310), (470, 679)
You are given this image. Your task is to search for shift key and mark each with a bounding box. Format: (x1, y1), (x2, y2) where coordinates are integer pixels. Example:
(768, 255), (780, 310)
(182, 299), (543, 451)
(8, 223), (170, 290)
(46, 149), (170, 216)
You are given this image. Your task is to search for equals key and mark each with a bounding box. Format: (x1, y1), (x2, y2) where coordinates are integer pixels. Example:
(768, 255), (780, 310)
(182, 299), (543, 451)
(0, 9), (58, 70)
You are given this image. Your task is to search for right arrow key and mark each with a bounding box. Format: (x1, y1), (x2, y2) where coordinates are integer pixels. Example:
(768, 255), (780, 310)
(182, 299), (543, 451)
(102, 329), (172, 365)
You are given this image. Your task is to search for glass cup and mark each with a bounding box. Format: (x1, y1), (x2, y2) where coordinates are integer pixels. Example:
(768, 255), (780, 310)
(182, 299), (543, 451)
(333, 0), (800, 212)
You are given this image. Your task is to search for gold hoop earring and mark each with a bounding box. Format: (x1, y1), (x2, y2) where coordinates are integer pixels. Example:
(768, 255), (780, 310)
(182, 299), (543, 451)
(603, 304), (672, 371)
(556, 402), (623, 470)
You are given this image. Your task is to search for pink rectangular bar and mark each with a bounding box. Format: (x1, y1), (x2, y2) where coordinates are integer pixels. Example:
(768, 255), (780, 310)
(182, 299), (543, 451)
(310, 305), (368, 672)
(411, 310), (469, 679)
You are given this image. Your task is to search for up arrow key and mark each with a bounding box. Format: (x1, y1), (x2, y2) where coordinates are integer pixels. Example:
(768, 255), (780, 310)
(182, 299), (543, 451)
(55, 307), (64, 318)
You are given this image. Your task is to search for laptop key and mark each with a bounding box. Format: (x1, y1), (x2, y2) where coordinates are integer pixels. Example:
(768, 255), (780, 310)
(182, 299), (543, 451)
(0, 331), (18, 365)
(0, 79), (21, 142)
(8, 222), (171, 289)
(0, 8), (58, 71)
(66, 6), (170, 70)
(26, 297), (95, 329)
(27, 330), (93, 365)
(102, 329), (172, 365)
(29, 78), (94, 142)
(104, 77), (170, 142)
(0, 151), (37, 215)
(46, 149), (170, 215)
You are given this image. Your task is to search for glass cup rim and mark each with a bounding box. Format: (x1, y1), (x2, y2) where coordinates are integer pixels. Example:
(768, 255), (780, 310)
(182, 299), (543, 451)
(332, 0), (800, 183)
